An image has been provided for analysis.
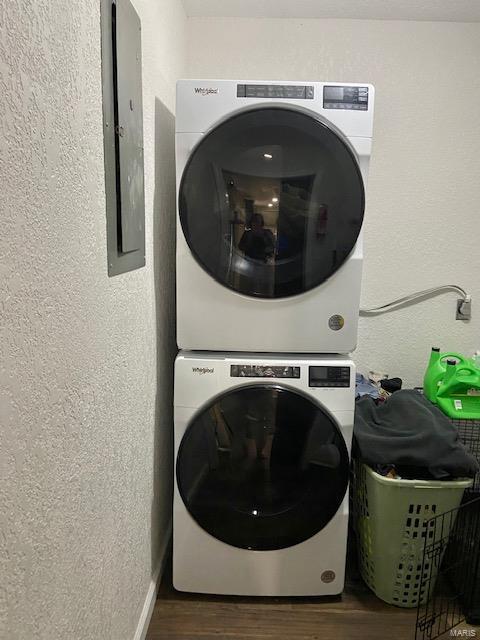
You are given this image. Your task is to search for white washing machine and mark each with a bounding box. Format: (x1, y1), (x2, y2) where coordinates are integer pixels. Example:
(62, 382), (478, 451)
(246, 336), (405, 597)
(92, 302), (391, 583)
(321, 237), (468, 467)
(173, 351), (355, 596)
(176, 79), (374, 353)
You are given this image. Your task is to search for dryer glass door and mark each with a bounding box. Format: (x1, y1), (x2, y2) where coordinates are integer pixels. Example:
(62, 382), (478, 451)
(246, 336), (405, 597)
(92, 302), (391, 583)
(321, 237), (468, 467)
(179, 107), (364, 298)
(176, 385), (350, 550)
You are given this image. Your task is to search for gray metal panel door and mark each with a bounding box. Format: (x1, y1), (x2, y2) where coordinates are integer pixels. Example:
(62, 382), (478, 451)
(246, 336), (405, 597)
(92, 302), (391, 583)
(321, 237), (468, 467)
(101, 0), (145, 275)
(115, 0), (144, 253)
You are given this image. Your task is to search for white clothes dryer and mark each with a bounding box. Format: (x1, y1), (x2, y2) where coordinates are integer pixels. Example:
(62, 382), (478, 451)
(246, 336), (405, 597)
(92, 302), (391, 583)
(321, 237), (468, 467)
(173, 351), (355, 596)
(176, 79), (374, 353)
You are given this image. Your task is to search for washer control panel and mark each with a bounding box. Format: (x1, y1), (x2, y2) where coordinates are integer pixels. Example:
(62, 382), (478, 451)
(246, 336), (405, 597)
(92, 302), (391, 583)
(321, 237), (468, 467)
(230, 364), (300, 378)
(309, 366), (351, 388)
(237, 84), (314, 99)
(323, 85), (369, 110)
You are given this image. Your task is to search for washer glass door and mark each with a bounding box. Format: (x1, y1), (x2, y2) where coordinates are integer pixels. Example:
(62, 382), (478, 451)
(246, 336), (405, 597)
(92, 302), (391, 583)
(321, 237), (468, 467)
(176, 385), (350, 550)
(179, 106), (364, 298)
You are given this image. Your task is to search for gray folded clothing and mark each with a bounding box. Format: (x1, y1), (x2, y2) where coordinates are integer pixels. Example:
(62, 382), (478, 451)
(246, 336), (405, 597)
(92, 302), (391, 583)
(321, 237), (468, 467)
(354, 390), (479, 479)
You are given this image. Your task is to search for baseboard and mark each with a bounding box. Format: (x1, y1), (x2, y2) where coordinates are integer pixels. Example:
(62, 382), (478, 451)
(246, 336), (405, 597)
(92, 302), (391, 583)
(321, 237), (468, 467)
(133, 521), (172, 640)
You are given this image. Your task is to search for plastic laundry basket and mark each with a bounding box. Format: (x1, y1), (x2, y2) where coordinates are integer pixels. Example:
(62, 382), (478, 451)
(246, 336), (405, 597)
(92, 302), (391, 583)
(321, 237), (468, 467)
(353, 463), (472, 608)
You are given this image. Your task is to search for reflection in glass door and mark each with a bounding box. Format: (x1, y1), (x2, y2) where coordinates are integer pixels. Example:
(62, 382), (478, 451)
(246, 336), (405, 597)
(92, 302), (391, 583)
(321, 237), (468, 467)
(176, 385), (349, 550)
(179, 107), (364, 298)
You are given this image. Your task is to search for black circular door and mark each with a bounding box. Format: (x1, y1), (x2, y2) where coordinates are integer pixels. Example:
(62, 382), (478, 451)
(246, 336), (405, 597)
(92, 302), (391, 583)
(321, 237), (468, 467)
(179, 107), (364, 298)
(176, 385), (349, 550)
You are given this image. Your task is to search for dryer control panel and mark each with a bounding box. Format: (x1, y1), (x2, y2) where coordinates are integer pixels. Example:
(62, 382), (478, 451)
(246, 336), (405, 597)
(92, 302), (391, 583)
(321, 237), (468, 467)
(237, 84), (314, 99)
(323, 85), (369, 110)
(230, 364), (300, 378)
(309, 366), (351, 388)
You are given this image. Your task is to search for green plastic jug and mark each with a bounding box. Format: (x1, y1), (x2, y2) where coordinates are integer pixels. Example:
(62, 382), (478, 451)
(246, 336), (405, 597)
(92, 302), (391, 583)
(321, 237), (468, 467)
(423, 347), (480, 419)
(436, 358), (480, 419)
(423, 347), (468, 404)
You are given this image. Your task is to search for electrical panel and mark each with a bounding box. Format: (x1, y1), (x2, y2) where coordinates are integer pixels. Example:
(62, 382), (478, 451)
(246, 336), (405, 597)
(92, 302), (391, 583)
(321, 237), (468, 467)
(101, 0), (145, 276)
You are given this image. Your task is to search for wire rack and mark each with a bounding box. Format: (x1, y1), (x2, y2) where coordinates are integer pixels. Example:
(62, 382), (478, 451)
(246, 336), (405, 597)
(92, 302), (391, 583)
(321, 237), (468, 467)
(415, 496), (480, 640)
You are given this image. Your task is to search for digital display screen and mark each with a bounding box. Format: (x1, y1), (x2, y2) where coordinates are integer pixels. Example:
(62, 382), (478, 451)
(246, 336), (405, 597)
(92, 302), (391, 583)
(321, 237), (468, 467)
(324, 87), (345, 101)
(230, 365), (301, 379)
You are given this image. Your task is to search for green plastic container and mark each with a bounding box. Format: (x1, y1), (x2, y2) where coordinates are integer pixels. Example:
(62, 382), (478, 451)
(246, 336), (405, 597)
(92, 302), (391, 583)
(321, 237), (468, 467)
(423, 347), (468, 404)
(436, 360), (480, 419)
(353, 463), (472, 608)
(423, 347), (480, 419)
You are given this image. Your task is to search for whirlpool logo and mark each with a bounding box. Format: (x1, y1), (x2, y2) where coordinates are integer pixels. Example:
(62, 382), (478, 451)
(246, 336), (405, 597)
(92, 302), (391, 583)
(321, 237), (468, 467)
(194, 87), (219, 96)
(192, 367), (214, 375)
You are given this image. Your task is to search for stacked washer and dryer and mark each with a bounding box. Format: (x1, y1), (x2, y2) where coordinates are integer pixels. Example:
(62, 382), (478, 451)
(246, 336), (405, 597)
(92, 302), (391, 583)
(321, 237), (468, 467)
(173, 80), (374, 596)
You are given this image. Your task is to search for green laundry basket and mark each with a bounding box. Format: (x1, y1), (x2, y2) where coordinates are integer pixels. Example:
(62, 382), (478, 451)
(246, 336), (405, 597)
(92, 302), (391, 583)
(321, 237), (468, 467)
(353, 463), (472, 608)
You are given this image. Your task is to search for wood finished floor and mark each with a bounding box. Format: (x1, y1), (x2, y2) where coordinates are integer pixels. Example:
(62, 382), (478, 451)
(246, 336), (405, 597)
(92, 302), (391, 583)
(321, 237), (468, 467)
(147, 567), (480, 640)
(147, 556), (480, 640)
(146, 554), (426, 640)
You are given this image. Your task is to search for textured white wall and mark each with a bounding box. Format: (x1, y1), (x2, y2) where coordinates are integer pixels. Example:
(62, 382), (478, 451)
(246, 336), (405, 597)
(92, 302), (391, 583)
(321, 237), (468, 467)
(186, 18), (480, 386)
(0, 0), (185, 638)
